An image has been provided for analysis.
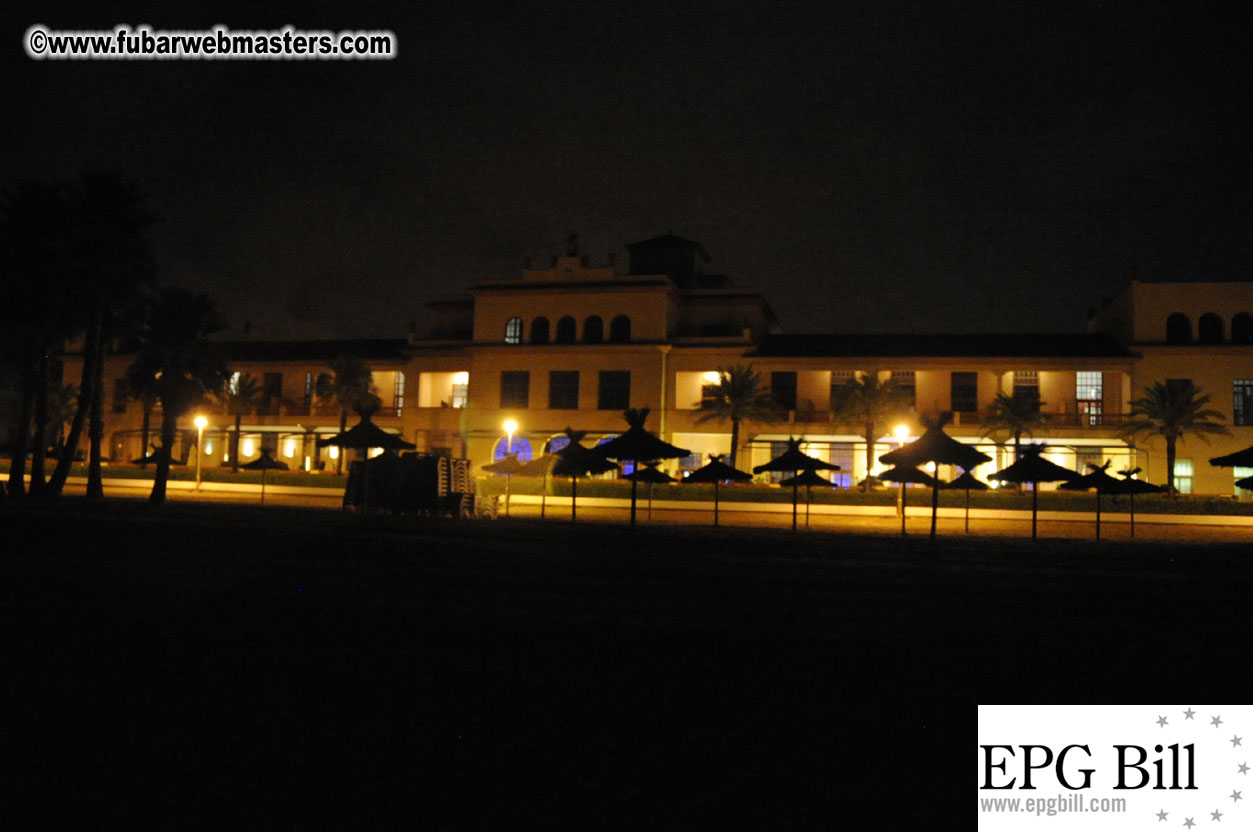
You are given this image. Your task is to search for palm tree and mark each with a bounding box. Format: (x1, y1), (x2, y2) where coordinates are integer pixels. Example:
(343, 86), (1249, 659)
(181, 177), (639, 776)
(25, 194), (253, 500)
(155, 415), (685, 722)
(221, 372), (263, 472)
(123, 362), (161, 466)
(694, 364), (782, 470)
(316, 356), (374, 475)
(44, 383), (79, 457)
(982, 390), (1050, 453)
(830, 373), (913, 491)
(1122, 380), (1229, 497)
(128, 289), (228, 504)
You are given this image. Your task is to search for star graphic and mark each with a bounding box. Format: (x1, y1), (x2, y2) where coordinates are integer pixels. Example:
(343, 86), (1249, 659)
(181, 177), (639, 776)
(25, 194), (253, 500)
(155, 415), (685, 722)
(1183, 817), (1195, 828)
(1210, 809), (1222, 821)
(1158, 715), (1170, 728)
(1157, 809), (1169, 821)
(1232, 736), (1243, 748)
(1184, 707), (1196, 720)
(1239, 763), (1249, 775)
(1212, 716), (1224, 728)
(1231, 791), (1243, 802)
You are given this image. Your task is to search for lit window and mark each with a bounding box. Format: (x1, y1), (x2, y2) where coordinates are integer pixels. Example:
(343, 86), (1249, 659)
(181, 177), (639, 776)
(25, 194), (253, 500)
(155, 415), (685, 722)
(505, 317), (523, 344)
(1173, 458), (1193, 495)
(393, 372), (405, 416)
(1234, 379), (1253, 427)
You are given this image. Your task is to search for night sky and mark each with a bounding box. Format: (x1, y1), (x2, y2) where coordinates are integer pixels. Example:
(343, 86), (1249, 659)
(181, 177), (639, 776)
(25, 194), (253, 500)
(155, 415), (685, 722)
(4, 2), (1250, 340)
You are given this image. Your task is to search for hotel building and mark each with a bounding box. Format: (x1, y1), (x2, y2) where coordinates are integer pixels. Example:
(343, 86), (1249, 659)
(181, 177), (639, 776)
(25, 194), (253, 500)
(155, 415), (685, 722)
(86, 235), (1253, 495)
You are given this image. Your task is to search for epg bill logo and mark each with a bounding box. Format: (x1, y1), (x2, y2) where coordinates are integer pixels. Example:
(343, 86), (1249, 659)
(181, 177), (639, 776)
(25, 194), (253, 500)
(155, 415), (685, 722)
(977, 706), (1248, 831)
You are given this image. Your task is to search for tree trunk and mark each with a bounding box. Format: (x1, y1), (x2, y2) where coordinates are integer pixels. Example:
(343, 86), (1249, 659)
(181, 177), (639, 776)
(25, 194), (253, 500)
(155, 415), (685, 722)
(231, 413), (242, 472)
(336, 409), (348, 475)
(149, 407), (178, 504)
(863, 421), (875, 492)
(729, 418), (741, 471)
(6, 370), (35, 499)
(1013, 432), (1023, 493)
(86, 334), (106, 499)
(29, 348), (49, 496)
(49, 316), (100, 495)
(1165, 436), (1177, 499)
(139, 403), (152, 467)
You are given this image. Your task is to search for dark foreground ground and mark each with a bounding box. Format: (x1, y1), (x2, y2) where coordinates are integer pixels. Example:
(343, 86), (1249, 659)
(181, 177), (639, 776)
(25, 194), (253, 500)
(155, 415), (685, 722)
(4, 499), (1250, 829)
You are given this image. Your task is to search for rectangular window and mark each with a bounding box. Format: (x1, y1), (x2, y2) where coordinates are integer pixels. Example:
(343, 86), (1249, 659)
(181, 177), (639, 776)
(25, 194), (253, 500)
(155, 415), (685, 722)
(393, 372), (406, 416)
(549, 371), (580, 410)
(891, 371), (916, 410)
(450, 382), (469, 409)
(1076, 371), (1103, 426)
(1173, 458), (1193, 495)
(1076, 447), (1102, 474)
(1166, 378), (1192, 397)
(951, 372), (978, 414)
(678, 452), (703, 472)
(771, 371), (798, 411)
(261, 372), (283, 415)
(1013, 371), (1040, 408)
(1233, 379), (1253, 427)
(500, 371), (530, 409)
(829, 442), (854, 489)
(830, 370), (855, 408)
(768, 440), (790, 483)
(598, 371), (631, 411)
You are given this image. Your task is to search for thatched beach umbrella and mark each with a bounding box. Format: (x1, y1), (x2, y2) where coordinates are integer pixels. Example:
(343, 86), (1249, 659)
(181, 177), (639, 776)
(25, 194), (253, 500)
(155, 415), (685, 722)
(594, 408), (689, 528)
(517, 453), (558, 518)
(1058, 460), (1124, 541)
(1113, 467), (1165, 539)
(482, 452), (529, 516)
(878, 465), (936, 536)
(778, 468), (836, 529)
(683, 454), (753, 527)
(753, 437), (841, 531)
(1237, 475), (1253, 490)
(990, 445), (1079, 540)
(317, 418), (415, 512)
(1209, 445), (1253, 468)
(940, 470), (989, 533)
(241, 450), (289, 504)
(879, 412), (991, 539)
(552, 429), (618, 523)
(624, 462), (675, 521)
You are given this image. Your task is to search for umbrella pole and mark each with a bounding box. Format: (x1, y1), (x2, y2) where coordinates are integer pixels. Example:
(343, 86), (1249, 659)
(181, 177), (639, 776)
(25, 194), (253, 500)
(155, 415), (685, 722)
(571, 475), (577, 523)
(792, 479), (798, 531)
(805, 484), (811, 529)
(504, 474), (511, 517)
(965, 486), (970, 533)
(647, 482), (653, 522)
(714, 480), (720, 527)
(900, 481), (906, 536)
(541, 469), (547, 519)
(261, 467), (266, 504)
(1129, 492), (1135, 539)
(629, 459), (638, 528)
(930, 479), (939, 539)
(1031, 482), (1038, 540)
(1096, 490), (1101, 541)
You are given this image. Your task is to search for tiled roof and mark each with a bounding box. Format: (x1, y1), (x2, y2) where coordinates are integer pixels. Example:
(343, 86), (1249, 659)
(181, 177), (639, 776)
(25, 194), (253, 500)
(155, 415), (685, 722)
(753, 333), (1136, 359)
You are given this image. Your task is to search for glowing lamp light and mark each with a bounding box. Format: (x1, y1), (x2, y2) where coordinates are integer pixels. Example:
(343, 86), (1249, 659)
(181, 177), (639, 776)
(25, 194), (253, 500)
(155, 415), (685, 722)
(368, 447), (383, 459)
(204, 440), (214, 456)
(503, 418), (518, 435)
(193, 415), (208, 431)
(702, 371), (722, 384)
(241, 438), (255, 458)
(284, 439), (296, 458)
(894, 424), (910, 441)
(328, 446), (339, 460)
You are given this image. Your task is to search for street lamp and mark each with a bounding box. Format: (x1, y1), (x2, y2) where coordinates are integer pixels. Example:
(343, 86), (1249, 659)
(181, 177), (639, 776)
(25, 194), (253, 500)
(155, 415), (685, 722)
(194, 415), (208, 491)
(501, 419), (519, 516)
(893, 424), (910, 517)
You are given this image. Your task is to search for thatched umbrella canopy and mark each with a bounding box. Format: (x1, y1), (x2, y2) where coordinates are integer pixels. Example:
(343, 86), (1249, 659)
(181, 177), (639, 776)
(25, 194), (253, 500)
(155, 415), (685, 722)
(878, 412), (991, 539)
(682, 454), (752, 527)
(1058, 460), (1125, 541)
(593, 408), (689, 528)
(990, 444), (1079, 540)
(482, 452), (530, 517)
(552, 428), (619, 523)
(778, 469), (836, 529)
(1209, 446), (1253, 468)
(316, 418), (416, 452)
(878, 465), (936, 536)
(1112, 467), (1166, 539)
(753, 437), (841, 531)
(1237, 475), (1253, 490)
(624, 462), (675, 521)
(940, 470), (989, 534)
(241, 450), (289, 504)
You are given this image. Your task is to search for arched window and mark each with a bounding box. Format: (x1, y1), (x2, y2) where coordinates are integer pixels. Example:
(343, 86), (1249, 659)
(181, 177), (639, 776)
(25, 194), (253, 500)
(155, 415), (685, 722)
(583, 316), (604, 343)
(504, 316), (523, 345)
(531, 317), (550, 345)
(1166, 313), (1191, 344)
(546, 435), (570, 454)
(1198, 313), (1223, 344)
(609, 315), (631, 343)
(493, 436), (532, 462)
(555, 316), (576, 344)
(1232, 313), (1252, 344)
